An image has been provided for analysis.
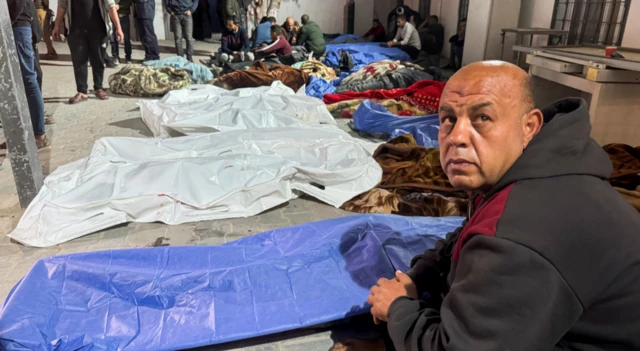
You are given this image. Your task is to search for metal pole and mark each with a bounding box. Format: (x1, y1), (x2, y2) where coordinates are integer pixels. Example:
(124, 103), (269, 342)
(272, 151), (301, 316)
(0, 1), (44, 208)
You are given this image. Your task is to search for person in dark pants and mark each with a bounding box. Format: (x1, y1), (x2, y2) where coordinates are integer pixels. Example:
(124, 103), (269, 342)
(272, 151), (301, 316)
(53, 0), (124, 104)
(111, 0), (133, 64)
(8, 0), (49, 148)
(134, 0), (160, 61)
(166, 0), (199, 62)
(444, 18), (466, 70)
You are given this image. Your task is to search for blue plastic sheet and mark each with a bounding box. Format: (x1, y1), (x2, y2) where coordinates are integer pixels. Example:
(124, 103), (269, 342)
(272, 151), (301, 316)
(352, 100), (441, 147)
(324, 43), (411, 67)
(0, 214), (462, 351)
(306, 76), (337, 99)
(329, 35), (367, 44)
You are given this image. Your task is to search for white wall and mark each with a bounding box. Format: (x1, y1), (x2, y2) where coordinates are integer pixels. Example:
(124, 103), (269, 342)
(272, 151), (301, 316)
(430, 0), (459, 58)
(518, 0), (555, 46)
(462, 0), (492, 64)
(622, 0), (640, 48)
(355, 0), (375, 36)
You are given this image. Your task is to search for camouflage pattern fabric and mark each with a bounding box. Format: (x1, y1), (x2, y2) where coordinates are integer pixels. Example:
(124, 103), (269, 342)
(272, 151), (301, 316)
(108, 64), (192, 97)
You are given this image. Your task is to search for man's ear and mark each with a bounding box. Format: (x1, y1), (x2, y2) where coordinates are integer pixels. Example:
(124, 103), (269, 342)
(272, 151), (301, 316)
(522, 109), (543, 149)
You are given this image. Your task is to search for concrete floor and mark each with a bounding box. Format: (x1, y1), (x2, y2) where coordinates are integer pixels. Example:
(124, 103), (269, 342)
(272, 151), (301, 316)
(0, 39), (385, 350)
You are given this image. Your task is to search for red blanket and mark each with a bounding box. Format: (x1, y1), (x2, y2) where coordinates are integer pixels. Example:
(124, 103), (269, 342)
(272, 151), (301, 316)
(323, 80), (446, 114)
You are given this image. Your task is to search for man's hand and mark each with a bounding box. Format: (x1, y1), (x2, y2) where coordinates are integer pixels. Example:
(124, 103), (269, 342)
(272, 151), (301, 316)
(367, 271), (418, 324)
(115, 28), (124, 43)
(52, 24), (62, 41)
(240, 52), (245, 61)
(386, 41), (395, 48)
(115, 4), (120, 10)
(186, 10), (191, 16)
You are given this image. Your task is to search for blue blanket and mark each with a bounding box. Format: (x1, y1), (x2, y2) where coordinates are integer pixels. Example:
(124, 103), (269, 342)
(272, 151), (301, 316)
(0, 214), (462, 351)
(144, 56), (214, 84)
(324, 43), (411, 67)
(352, 100), (441, 147)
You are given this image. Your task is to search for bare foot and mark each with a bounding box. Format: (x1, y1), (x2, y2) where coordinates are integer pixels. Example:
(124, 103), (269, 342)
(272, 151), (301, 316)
(329, 338), (386, 351)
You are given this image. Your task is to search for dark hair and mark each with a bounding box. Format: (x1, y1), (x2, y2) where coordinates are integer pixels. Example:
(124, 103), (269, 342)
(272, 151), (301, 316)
(268, 16), (277, 23)
(260, 16), (269, 24)
(373, 18), (380, 24)
(430, 15), (439, 23)
(396, 14), (407, 22)
(227, 16), (239, 25)
(270, 24), (282, 36)
(301, 14), (310, 24)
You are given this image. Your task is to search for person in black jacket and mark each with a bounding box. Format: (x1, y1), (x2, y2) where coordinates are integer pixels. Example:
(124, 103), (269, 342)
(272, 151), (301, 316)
(443, 18), (465, 70)
(333, 61), (640, 351)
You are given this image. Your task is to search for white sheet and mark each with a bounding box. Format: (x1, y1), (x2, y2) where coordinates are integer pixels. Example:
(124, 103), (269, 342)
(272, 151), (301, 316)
(139, 82), (336, 137)
(9, 127), (382, 247)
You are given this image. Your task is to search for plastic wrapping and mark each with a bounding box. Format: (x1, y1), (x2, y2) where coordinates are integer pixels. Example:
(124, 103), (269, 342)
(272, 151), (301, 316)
(139, 82), (336, 138)
(324, 43), (411, 67)
(0, 214), (463, 351)
(352, 100), (441, 147)
(8, 127), (382, 247)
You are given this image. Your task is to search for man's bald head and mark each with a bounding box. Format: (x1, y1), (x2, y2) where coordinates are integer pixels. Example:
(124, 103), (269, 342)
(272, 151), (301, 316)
(437, 60), (543, 193)
(449, 61), (535, 115)
(286, 16), (294, 25)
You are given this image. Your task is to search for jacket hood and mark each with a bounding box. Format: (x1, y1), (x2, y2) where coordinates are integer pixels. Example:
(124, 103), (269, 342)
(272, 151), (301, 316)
(486, 98), (613, 199)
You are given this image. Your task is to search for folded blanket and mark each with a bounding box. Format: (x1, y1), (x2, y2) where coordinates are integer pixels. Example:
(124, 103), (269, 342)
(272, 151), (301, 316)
(145, 56), (214, 84)
(342, 134), (468, 216)
(298, 60), (336, 81)
(109, 65), (192, 97)
(324, 80), (445, 115)
(218, 61), (310, 91)
(326, 98), (423, 118)
(340, 60), (424, 86)
(603, 143), (640, 212)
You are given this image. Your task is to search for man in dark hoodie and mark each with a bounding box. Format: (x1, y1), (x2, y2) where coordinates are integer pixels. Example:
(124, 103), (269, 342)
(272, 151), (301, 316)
(333, 61), (640, 351)
(166, 0), (198, 62)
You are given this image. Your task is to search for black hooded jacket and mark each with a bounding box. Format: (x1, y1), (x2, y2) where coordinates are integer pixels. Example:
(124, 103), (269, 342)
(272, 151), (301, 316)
(388, 98), (640, 350)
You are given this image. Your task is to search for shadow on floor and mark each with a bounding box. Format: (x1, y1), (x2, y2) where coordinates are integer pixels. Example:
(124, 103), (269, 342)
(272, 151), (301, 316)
(109, 118), (153, 137)
(131, 43), (213, 57)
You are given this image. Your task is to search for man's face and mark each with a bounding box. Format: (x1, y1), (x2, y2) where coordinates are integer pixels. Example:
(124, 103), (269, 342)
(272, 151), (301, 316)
(287, 18), (295, 28)
(397, 18), (406, 28)
(459, 21), (467, 34)
(428, 17), (436, 26)
(438, 66), (536, 193)
(226, 20), (237, 32)
(270, 30), (278, 40)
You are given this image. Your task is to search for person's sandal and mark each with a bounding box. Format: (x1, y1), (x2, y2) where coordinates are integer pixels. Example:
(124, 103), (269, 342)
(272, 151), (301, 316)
(68, 93), (88, 104)
(36, 136), (50, 149)
(95, 89), (109, 100)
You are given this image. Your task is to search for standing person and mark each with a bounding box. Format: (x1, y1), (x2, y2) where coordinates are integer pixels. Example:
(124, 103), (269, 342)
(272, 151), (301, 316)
(111, 0), (133, 64)
(133, 0), (160, 61)
(444, 18), (466, 70)
(224, 0), (245, 30)
(297, 14), (325, 58)
(253, 16), (275, 47)
(166, 0), (199, 62)
(34, 0), (58, 59)
(253, 24), (291, 58)
(387, 14), (421, 59)
(7, 0), (49, 148)
(52, 0), (124, 104)
(363, 18), (386, 42)
(216, 16), (253, 64)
